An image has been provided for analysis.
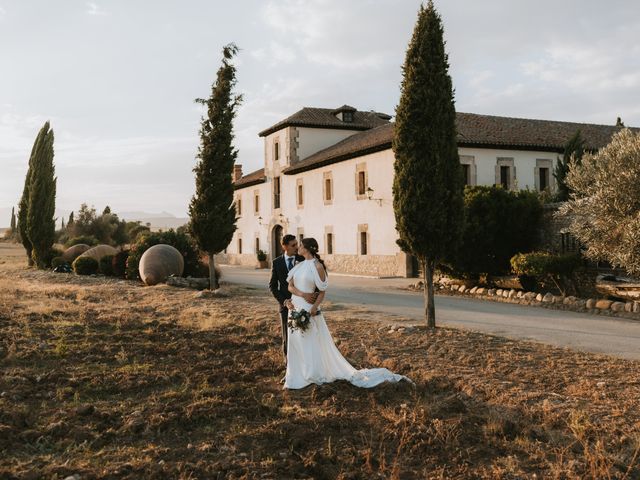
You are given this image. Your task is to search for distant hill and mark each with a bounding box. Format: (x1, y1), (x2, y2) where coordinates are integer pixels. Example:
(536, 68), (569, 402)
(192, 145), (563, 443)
(0, 206), (188, 231)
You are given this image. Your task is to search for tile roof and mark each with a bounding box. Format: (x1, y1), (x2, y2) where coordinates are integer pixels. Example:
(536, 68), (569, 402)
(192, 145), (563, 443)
(282, 112), (638, 175)
(258, 106), (392, 137)
(233, 167), (266, 190)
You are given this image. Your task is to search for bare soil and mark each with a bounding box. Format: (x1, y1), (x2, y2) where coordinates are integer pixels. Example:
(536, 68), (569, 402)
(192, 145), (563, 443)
(0, 243), (639, 479)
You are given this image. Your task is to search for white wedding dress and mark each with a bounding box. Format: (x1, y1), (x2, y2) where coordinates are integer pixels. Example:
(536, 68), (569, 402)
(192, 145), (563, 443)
(284, 259), (411, 390)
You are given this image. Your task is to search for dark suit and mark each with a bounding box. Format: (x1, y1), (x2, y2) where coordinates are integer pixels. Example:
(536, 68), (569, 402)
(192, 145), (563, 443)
(269, 254), (304, 363)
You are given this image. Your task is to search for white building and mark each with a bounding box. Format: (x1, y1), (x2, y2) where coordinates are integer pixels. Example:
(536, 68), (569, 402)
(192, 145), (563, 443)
(217, 105), (628, 277)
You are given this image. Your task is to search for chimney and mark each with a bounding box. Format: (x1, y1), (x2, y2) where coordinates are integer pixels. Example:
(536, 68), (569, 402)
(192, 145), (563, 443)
(233, 164), (243, 182)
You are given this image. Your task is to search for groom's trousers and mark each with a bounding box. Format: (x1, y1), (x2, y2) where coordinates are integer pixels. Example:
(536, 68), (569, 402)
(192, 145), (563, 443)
(279, 306), (289, 364)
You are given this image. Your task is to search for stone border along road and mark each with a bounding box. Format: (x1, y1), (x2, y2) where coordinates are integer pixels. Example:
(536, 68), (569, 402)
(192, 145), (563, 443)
(417, 279), (640, 321)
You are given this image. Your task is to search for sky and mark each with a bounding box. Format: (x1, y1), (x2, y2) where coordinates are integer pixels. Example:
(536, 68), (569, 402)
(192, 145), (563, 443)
(1, 0), (640, 223)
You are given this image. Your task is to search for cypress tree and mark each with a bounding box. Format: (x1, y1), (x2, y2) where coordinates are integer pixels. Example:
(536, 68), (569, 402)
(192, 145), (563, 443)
(10, 207), (16, 232)
(189, 44), (242, 290)
(554, 130), (584, 201)
(61, 217), (65, 230)
(26, 121), (57, 268)
(392, 1), (464, 328)
(68, 211), (74, 226)
(18, 124), (48, 265)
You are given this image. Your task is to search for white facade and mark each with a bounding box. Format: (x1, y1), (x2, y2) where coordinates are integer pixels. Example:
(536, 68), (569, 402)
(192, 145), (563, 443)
(218, 112), (561, 277)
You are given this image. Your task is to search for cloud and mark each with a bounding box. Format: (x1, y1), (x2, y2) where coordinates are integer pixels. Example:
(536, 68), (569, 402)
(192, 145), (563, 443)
(261, 0), (416, 69)
(250, 42), (297, 65)
(86, 2), (107, 16)
(521, 43), (640, 91)
(0, 6), (6, 19)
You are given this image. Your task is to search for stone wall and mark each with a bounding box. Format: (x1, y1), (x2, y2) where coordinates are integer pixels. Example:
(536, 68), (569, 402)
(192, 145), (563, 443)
(215, 253), (258, 268)
(323, 253), (403, 277)
(217, 252), (405, 278)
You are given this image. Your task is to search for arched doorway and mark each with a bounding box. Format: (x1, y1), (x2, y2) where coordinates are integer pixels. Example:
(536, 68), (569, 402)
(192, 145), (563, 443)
(272, 225), (283, 259)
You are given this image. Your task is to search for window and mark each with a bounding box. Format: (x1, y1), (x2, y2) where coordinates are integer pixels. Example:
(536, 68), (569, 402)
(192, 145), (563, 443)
(459, 155), (476, 186)
(254, 192), (259, 214)
(535, 159), (553, 192)
(355, 163), (368, 199)
(273, 177), (281, 209)
(360, 231), (368, 255)
(274, 141), (279, 161)
(255, 237), (260, 253)
(325, 178), (332, 201)
(238, 238), (242, 254)
(539, 167), (549, 191)
(323, 172), (333, 205)
(326, 233), (333, 255)
(343, 111), (353, 122)
(298, 233), (304, 242)
(296, 180), (304, 207)
(496, 157), (515, 190)
(358, 171), (366, 195)
(462, 164), (470, 186)
(500, 166), (510, 189)
(236, 197), (242, 216)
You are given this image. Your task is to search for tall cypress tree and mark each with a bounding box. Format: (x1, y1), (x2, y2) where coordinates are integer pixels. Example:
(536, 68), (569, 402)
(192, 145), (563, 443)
(189, 44), (242, 290)
(393, 1), (464, 328)
(554, 130), (584, 201)
(10, 207), (16, 233)
(26, 121), (56, 268)
(18, 124), (48, 265)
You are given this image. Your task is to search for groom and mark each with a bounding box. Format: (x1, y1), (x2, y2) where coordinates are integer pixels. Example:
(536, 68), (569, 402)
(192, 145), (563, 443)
(268, 234), (314, 367)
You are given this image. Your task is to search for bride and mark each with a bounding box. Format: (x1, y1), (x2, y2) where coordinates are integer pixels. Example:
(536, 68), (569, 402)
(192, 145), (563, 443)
(283, 237), (412, 390)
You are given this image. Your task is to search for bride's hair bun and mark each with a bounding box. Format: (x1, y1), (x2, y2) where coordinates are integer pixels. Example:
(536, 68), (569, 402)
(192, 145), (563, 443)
(301, 237), (328, 274)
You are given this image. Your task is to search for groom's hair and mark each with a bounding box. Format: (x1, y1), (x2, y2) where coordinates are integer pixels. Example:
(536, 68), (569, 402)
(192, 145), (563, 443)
(282, 234), (296, 246)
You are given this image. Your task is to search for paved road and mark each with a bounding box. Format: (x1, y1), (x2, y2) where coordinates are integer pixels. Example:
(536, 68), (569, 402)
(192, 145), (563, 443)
(221, 265), (640, 361)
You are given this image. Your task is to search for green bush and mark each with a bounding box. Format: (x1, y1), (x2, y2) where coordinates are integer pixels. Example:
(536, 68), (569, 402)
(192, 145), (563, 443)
(511, 251), (583, 294)
(257, 249), (267, 261)
(99, 254), (114, 276)
(112, 250), (129, 278)
(73, 256), (99, 275)
(125, 230), (202, 280)
(51, 256), (69, 269)
(66, 235), (98, 248)
(444, 186), (543, 278)
(38, 247), (64, 268)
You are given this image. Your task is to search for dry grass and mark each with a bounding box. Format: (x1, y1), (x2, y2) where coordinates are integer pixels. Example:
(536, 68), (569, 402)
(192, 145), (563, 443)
(0, 243), (639, 479)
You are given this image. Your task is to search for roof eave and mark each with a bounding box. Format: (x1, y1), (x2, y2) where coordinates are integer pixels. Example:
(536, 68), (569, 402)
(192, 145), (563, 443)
(283, 141), (393, 175)
(258, 122), (375, 138)
(233, 178), (266, 190)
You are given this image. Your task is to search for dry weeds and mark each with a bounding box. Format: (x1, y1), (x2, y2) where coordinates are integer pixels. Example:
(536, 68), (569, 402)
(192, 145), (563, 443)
(0, 244), (639, 479)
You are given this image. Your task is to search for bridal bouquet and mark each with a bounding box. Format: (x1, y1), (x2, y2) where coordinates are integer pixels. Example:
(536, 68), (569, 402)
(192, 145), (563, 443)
(288, 308), (320, 332)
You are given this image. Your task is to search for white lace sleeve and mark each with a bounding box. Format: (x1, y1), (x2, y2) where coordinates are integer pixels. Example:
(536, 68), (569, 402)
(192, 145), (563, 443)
(312, 261), (329, 291)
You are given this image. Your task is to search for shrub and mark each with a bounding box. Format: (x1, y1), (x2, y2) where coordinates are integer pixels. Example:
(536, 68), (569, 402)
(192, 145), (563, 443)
(73, 256), (99, 275)
(125, 230), (202, 280)
(511, 252), (583, 295)
(99, 254), (114, 276)
(39, 247), (64, 268)
(112, 250), (129, 278)
(66, 235), (98, 248)
(444, 186), (543, 278)
(257, 249), (267, 261)
(51, 256), (69, 269)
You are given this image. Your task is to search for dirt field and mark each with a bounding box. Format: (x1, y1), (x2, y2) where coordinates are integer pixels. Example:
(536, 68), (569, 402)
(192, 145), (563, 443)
(1, 242), (639, 479)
